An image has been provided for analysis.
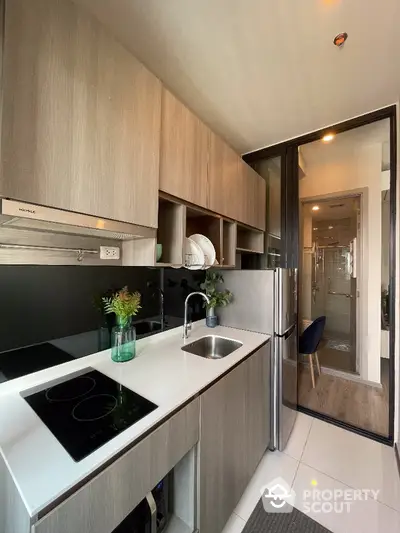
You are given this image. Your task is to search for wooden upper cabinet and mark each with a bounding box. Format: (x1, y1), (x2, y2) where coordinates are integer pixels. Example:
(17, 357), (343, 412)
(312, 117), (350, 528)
(208, 132), (266, 230)
(1, 0), (161, 228)
(237, 160), (266, 230)
(160, 89), (209, 208)
(208, 132), (240, 220)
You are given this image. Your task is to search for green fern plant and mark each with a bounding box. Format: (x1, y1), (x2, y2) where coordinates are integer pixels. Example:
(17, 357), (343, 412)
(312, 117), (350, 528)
(102, 286), (141, 326)
(200, 271), (232, 311)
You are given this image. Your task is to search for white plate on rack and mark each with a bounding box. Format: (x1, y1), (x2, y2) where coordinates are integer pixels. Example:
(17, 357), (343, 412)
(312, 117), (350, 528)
(189, 234), (216, 269)
(184, 237), (205, 270)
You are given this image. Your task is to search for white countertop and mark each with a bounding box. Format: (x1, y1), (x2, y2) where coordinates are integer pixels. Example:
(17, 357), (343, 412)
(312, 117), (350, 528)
(0, 322), (270, 519)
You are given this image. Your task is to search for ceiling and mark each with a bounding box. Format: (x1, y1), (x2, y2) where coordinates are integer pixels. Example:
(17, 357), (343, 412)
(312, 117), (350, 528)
(300, 118), (390, 169)
(303, 196), (359, 222)
(75, 0), (400, 154)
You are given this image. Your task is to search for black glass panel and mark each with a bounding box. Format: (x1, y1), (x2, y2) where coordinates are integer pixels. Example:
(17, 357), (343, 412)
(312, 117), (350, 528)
(0, 343), (74, 383)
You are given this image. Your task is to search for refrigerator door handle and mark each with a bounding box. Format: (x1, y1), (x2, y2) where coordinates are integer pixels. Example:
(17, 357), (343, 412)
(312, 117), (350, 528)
(274, 268), (298, 335)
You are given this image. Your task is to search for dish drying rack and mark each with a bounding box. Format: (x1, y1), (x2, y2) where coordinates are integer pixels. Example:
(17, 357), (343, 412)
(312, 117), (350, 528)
(184, 253), (217, 269)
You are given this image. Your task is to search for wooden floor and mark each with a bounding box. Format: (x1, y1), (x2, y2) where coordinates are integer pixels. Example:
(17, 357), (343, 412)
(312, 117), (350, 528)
(317, 345), (357, 373)
(298, 359), (389, 436)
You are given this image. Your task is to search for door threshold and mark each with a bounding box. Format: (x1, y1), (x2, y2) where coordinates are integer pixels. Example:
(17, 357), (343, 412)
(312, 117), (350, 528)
(297, 406), (392, 446)
(299, 361), (384, 388)
(318, 366), (383, 388)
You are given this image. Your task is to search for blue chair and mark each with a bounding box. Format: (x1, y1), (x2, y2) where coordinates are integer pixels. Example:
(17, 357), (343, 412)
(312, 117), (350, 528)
(299, 316), (326, 388)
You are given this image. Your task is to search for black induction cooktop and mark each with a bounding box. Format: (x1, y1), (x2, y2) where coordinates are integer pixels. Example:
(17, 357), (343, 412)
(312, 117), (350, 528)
(23, 368), (158, 462)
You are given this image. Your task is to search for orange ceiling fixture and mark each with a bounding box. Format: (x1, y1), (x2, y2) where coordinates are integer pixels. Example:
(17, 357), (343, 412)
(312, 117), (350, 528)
(333, 32), (348, 47)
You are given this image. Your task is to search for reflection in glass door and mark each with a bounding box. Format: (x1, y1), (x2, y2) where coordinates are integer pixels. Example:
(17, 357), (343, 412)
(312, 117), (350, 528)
(299, 187), (389, 438)
(300, 196), (360, 376)
(253, 156), (282, 268)
(311, 242), (358, 374)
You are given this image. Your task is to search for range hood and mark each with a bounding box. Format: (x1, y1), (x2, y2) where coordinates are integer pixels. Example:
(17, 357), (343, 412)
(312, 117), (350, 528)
(0, 199), (155, 240)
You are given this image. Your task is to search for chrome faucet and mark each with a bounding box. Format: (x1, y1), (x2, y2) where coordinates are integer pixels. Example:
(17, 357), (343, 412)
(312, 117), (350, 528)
(183, 292), (210, 339)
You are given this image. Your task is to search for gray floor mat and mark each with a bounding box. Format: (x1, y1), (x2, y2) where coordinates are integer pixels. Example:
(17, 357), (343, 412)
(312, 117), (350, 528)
(242, 500), (332, 533)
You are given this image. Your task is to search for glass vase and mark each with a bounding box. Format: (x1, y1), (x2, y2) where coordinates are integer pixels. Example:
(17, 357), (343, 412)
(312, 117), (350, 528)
(111, 317), (136, 363)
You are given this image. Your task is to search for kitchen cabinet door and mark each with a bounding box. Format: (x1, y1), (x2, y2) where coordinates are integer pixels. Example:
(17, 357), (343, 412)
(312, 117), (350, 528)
(0, 453), (31, 533)
(245, 342), (271, 478)
(32, 399), (199, 533)
(1, 0), (161, 228)
(199, 342), (270, 533)
(208, 132), (240, 219)
(237, 160), (267, 230)
(160, 89), (209, 208)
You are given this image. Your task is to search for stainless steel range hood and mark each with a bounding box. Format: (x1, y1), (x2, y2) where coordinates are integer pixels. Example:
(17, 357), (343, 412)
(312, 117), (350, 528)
(0, 199), (155, 240)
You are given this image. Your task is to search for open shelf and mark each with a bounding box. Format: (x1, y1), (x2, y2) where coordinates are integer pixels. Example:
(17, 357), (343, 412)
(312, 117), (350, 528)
(236, 224), (264, 254)
(156, 197), (185, 266)
(186, 206), (222, 265)
(154, 194), (266, 269)
(167, 446), (197, 533)
(222, 220), (236, 267)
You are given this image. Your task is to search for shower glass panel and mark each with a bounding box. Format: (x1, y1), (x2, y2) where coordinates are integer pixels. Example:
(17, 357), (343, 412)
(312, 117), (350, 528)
(311, 245), (356, 373)
(301, 197), (359, 375)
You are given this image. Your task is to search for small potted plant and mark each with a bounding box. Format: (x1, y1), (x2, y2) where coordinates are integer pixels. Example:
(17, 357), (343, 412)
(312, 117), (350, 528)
(103, 286), (142, 362)
(200, 271), (232, 328)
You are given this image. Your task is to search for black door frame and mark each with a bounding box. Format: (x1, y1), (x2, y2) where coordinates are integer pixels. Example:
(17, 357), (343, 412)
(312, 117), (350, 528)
(244, 105), (397, 446)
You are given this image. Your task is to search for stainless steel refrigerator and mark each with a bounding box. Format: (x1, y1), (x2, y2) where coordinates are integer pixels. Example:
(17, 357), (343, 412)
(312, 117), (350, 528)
(218, 268), (298, 451)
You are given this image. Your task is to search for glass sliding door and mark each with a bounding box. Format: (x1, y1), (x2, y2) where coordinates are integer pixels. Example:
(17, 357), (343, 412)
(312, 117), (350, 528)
(297, 119), (391, 439)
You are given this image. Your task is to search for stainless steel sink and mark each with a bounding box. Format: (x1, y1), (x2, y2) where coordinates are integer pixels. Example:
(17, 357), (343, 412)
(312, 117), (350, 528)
(181, 335), (243, 359)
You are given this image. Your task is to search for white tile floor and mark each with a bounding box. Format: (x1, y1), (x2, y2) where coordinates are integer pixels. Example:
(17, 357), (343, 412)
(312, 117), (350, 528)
(222, 413), (400, 533)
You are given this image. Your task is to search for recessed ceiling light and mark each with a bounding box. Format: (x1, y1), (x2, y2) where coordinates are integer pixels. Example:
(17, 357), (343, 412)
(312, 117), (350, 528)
(312, 205), (320, 211)
(333, 32), (348, 47)
(322, 133), (335, 143)
(328, 226), (333, 229)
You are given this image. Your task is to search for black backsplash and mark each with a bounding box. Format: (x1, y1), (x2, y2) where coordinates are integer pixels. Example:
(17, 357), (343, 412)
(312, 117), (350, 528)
(0, 266), (205, 356)
(164, 268), (206, 320)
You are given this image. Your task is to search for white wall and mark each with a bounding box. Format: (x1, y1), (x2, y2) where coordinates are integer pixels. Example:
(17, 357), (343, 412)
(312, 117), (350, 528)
(300, 143), (382, 384)
(382, 195), (390, 289)
(395, 102), (400, 445)
(381, 192), (390, 361)
(301, 213), (313, 321)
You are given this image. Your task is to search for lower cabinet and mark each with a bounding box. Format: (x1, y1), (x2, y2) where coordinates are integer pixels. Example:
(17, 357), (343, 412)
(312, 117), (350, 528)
(32, 399), (199, 533)
(198, 342), (271, 533)
(4, 342), (271, 533)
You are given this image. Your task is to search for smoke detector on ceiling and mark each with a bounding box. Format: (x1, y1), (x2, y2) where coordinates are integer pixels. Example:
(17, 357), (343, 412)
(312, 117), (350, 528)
(333, 32), (348, 47)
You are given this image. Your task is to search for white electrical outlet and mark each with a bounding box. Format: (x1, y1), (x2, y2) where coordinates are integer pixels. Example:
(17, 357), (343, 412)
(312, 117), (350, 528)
(100, 246), (120, 260)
